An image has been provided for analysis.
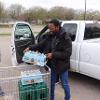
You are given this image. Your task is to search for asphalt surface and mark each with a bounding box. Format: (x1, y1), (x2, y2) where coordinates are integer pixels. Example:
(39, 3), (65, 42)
(0, 36), (100, 100)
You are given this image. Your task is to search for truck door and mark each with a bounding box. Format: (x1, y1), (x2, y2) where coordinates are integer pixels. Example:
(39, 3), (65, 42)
(61, 22), (78, 71)
(79, 22), (100, 80)
(11, 22), (35, 66)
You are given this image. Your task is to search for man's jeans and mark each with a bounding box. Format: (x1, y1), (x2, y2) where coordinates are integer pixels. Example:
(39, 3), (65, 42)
(50, 70), (70, 100)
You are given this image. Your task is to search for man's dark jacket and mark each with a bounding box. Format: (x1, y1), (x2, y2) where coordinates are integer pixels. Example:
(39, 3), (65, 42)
(29, 27), (72, 74)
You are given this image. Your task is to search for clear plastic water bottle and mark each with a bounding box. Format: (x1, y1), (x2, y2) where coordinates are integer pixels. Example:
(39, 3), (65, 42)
(33, 51), (38, 64)
(40, 53), (46, 66)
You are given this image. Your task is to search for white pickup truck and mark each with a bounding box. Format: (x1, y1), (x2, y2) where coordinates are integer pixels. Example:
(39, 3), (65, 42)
(11, 21), (100, 80)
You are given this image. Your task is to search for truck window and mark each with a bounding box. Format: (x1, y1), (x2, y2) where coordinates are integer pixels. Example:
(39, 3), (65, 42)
(84, 23), (100, 40)
(15, 24), (32, 40)
(63, 24), (77, 41)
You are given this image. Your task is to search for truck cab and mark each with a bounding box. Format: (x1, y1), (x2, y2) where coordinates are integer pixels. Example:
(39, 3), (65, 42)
(11, 21), (100, 80)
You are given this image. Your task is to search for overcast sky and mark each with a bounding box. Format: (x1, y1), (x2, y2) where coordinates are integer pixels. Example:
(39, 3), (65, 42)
(1, 0), (100, 11)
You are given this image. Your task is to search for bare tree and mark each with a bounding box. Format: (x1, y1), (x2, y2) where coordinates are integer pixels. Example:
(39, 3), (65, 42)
(23, 7), (48, 23)
(0, 2), (4, 19)
(86, 10), (100, 20)
(8, 4), (25, 20)
(74, 10), (100, 20)
(1, 3), (100, 23)
(48, 6), (75, 20)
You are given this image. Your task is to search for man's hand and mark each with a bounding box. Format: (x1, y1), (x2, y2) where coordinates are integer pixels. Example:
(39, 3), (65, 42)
(46, 53), (53, 59)
(24, 47), (30, 52)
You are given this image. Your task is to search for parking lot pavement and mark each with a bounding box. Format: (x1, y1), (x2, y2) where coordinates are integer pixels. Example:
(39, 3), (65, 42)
(55, 84), (64, 100)
(0, 96), (5, 100)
